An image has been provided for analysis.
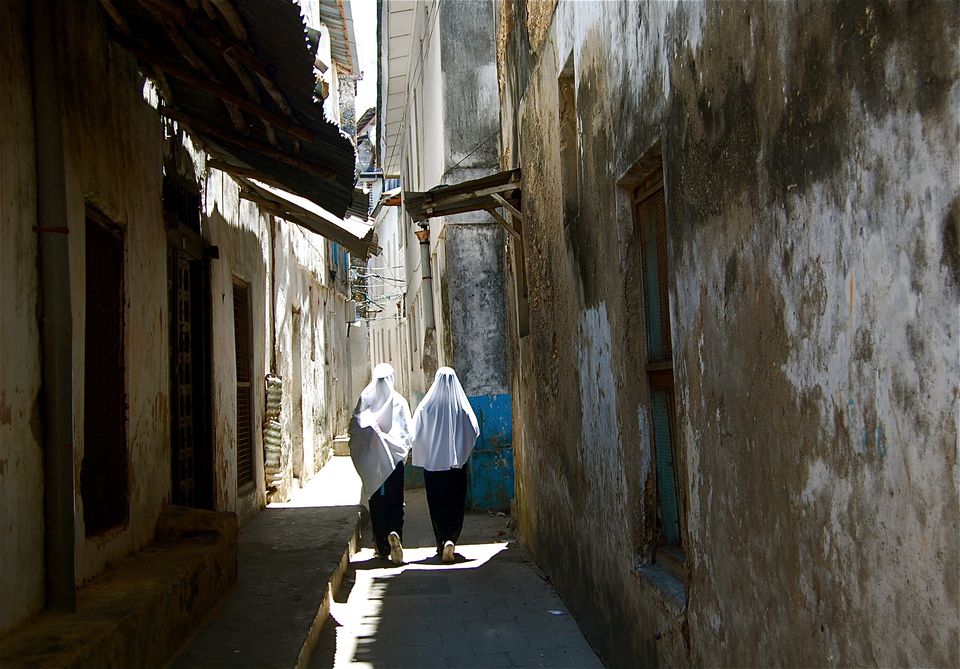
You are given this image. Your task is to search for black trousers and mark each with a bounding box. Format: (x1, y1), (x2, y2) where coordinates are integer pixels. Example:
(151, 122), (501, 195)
(423, 466), (468, 553)
(369, 460), (404, 556)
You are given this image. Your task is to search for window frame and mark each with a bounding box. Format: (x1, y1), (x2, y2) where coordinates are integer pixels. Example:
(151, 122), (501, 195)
(632, 167), (687, 583)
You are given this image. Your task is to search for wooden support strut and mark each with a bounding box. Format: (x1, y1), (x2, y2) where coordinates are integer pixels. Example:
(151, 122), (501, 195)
(160, 108), (335, 179)
(112, 36), (313, 142)
(487, 208), (522, 241)
(489, 192), (524, 223)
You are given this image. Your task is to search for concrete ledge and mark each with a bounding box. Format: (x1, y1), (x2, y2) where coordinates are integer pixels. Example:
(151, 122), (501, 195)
(0, 507), (238, 669)
(169, 504), (364, 669)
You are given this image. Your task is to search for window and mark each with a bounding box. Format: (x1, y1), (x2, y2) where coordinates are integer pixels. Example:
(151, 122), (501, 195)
(233, 280), (255, 486)
(82, 209), (129, 536)
(634, 165), (685, 580)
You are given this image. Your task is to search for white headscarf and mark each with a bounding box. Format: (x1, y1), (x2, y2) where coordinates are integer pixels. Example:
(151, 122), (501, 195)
(348, 363), (412, 501)
(411, 367), (479, 471)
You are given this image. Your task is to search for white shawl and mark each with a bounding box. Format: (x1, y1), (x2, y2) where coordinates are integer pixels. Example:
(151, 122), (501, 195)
(348, 364), (412, 502)
(411, 367), (479, 471)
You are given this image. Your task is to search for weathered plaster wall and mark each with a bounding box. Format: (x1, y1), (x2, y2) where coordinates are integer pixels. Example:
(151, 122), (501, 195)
(439, 1), (500, 170)
(204, 169), (270, 520)
(368, 205), (406, 392)
(499, 1), (959, 666)
(446, 221), (509, 397)
(0, 0), (45, 636)
(398, 0), (446, 404)
(274, 221), (354, 491)
(1, 0), (360, 635)
(58, 0), (169, 584)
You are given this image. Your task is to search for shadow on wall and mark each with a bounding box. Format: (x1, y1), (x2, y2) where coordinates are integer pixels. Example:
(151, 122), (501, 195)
(204, 202), (269, 515)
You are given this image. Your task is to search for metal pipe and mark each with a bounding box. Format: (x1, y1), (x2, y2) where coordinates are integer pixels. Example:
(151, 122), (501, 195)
(415, 228), (435, 329)
(30, 0), (76, 611)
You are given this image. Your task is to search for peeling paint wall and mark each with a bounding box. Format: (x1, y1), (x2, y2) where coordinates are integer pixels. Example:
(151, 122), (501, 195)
(0, 0), (44, 636)
(385, 0), (514, 507)
(0, 0), (357, 634)
(204, 168), (270, 519)
(59, 0), (169, 584)
(499, 1), (959, 666)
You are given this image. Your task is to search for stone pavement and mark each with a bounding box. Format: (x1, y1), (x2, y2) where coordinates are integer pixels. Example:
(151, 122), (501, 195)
(169, 457), (364, 668)
(308, 483), (603, 668)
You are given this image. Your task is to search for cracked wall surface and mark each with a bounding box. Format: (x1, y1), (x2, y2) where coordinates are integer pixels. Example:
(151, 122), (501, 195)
(498, 1), (959, 666)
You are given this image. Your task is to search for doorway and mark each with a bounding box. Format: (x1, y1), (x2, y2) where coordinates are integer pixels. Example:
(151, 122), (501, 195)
(165, 175), (214, 509)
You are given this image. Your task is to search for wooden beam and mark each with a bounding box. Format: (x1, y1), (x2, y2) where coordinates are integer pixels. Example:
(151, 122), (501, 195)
(208, 158), (278, 182)
(423, 181), (521, 211)
(490, 192), (524, 223)
(160, 108), (336, 179)
(208, 0), (248, 40)
(98, 0), (130, 34)
(113, 36), (313, 142)
(487, 208), (521, 241)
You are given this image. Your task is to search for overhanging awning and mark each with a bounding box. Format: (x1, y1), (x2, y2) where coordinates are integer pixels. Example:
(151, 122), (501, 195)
(238, 179), (378, 259)
(100, 0), (356, 217)
(402, 169), (523, 240)
(319, 0), (359, 74)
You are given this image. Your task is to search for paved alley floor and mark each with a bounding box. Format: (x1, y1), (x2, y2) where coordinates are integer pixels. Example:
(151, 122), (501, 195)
(170, 457), (364, 668)
(308, 482), (603, 669)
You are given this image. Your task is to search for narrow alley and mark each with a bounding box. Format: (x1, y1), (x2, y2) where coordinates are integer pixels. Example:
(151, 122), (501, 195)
(167, 455), (601, 669)
(308, 463), (601, 669)
(1, 0), (957, 667)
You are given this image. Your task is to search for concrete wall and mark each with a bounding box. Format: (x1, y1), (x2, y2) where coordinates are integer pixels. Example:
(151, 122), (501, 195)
(368, 205), (408, 394)
(385, 0), (513, 508)
(0, 0), (44, 636)
(204, 168), (270, 519)
(0, 0), (358, 634)
(498, 1), (959, 666)
(60, 0), (169, 584)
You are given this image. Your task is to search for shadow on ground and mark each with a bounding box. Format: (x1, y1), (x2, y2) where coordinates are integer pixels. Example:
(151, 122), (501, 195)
(309, 493), (602, 669)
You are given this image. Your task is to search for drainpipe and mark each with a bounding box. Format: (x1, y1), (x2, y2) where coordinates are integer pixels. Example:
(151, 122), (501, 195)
(414, 227), (435, 329)
(30, 0), (76, 611)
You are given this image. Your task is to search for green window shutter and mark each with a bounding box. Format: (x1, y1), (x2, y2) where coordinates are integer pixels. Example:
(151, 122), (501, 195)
(652, 389), (681, 547)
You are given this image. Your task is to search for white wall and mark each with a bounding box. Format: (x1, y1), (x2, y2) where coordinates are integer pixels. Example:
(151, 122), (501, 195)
(367, 204), (409, 396)
(0, 0), (359, 633)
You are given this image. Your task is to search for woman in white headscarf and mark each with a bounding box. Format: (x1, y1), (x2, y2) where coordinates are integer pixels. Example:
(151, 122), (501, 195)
(411, 367), (479, 563)
(348, 363), (412, 563)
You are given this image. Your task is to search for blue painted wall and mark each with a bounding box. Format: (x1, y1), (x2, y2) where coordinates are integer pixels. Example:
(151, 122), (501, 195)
(466, 393), (514, 511)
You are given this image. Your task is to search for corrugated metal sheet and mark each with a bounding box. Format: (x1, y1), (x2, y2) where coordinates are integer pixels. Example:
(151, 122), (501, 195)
(263, 375), (284, 484)
(238, 178), (378, 258)
(106, 0), (356, 217)
(346, 187), (370, 220)
(318, 0), (359, 73)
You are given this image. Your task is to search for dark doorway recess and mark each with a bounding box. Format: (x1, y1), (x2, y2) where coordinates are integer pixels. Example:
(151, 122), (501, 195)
(166, 174), (214, 509)
(82, 208), (129, 536)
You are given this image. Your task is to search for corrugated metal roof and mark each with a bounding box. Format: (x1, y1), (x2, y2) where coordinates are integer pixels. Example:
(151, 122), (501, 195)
(346, 188), (371, 220)
(318, 0), (359, 73)
(381, 1), (415, 176)
(105, 0), (356, 217)
(239, 178), (378, 258)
